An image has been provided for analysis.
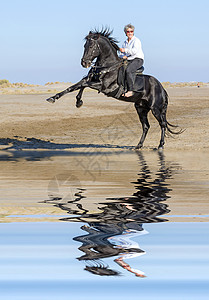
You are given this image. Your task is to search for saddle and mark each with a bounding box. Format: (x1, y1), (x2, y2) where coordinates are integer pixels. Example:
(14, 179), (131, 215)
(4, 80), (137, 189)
(116, 61), (144, 98)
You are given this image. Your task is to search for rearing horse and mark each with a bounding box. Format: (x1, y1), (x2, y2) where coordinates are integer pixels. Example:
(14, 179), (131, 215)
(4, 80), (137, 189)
(47, 29), (179, 149)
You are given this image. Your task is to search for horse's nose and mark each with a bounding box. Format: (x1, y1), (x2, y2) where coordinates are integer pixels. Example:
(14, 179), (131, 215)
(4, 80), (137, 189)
(81, 58), (91, 68)
(81, 58), (87, 68)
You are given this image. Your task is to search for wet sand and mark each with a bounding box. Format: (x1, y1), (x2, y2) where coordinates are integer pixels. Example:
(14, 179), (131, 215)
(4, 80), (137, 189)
(0, 85), (209, 222)
(0, 150), (209, 223)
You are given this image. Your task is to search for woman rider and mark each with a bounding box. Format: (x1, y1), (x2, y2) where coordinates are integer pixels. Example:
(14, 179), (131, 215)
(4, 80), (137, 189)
(119, 24), (144, 97)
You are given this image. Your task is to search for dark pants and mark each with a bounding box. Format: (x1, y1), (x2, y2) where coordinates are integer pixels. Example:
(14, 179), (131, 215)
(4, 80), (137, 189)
(126, 58), (144, 91)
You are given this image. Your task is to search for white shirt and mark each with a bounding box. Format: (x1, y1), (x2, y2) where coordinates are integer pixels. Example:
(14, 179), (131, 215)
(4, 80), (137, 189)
(107, 229), (148, 259)
(120, 36), (144, 60)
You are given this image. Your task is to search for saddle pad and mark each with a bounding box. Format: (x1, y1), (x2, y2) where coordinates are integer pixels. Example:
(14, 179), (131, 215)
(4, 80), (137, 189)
(133, 74), (144, 92)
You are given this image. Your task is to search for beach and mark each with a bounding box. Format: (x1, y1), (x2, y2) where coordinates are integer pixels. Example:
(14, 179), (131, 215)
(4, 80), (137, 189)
(0, 83), (208, 222)
(0, 83), (208, 150)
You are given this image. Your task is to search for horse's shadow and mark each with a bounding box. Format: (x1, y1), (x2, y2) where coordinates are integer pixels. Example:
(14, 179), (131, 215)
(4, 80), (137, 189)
(0, 137), (132, 161)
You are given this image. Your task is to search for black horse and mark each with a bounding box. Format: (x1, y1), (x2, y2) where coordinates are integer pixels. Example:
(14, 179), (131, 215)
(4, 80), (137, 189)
(47, 29), (180, 149)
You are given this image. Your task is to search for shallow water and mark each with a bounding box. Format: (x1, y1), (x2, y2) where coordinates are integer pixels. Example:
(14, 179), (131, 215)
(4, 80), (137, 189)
(0, 149), (209, 299)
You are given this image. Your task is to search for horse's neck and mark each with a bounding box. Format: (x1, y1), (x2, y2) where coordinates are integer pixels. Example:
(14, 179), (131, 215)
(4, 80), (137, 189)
(97, 39), (119, 67)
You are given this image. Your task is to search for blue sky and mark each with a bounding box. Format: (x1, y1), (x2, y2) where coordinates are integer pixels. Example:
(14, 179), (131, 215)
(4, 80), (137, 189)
(1, 0), (209, 84)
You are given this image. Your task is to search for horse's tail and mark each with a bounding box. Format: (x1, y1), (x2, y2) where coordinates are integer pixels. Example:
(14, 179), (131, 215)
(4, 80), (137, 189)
(164, 89), (185, 136)
(166, 121), (185, 135)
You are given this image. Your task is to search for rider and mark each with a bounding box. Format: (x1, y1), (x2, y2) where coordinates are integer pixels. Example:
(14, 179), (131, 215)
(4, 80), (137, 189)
(119, 24), (144, 97)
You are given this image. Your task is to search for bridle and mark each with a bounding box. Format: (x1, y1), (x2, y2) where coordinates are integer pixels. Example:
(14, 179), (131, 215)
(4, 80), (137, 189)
(83, 38), (101, 65)
(84, 37), (124, 76)
(91, 60), (124, 76)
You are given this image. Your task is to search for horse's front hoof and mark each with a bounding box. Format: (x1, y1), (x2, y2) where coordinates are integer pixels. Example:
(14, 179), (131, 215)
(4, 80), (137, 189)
(46, 97), (55, 103)
(76, 100), (83, 108)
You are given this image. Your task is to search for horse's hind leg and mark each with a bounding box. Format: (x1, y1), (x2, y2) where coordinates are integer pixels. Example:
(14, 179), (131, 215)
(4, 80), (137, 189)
(151, 106), (167, 149)
(135, 102), (150, 149)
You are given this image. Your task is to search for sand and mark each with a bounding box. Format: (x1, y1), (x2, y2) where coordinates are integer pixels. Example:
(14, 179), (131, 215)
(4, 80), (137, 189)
(0, 84), (209, 150)
(0, 84), (209, 222)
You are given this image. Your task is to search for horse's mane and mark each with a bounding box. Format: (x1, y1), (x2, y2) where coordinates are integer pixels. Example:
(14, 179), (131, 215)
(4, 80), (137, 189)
(85, 28), (120, 51)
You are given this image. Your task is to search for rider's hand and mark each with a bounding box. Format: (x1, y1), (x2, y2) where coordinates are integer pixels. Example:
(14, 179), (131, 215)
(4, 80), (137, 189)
(122, 56), (128, 59)
(120, 48), (125, 53)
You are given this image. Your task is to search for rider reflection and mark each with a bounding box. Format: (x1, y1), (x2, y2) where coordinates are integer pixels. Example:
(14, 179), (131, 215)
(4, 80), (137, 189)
(109, 228), (148, 277)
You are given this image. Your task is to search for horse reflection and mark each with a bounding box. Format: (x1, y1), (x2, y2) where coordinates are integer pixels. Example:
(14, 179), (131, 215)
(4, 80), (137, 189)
(43, 151), (177, 277)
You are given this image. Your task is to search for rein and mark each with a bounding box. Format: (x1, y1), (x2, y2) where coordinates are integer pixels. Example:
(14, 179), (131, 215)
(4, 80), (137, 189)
(91, 60), (124, 76)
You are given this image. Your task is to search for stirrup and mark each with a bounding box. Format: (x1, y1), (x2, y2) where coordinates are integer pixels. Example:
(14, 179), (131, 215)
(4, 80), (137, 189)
(115, 86), (124, 98)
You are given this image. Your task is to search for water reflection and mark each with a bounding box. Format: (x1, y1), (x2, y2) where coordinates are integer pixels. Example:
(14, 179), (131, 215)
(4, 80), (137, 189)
(43, 151), (178, 277)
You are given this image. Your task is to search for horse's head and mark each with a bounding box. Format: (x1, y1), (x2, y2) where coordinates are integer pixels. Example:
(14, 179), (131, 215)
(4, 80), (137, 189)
(81, 32), (101, 68)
